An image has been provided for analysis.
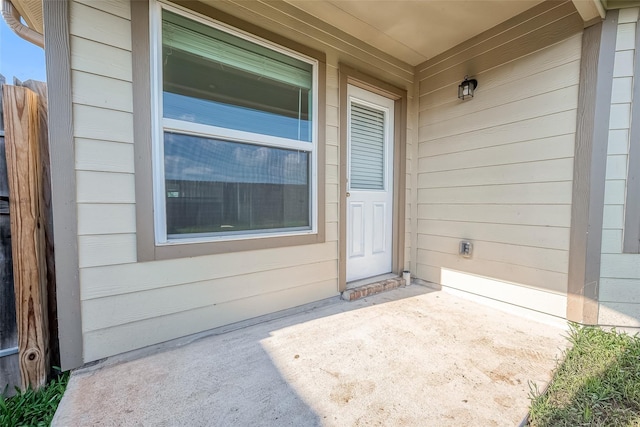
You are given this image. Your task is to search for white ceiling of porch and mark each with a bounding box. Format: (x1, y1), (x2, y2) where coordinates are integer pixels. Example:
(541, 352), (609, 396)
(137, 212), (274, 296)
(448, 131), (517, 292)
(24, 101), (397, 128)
(286, 0), (545, 65)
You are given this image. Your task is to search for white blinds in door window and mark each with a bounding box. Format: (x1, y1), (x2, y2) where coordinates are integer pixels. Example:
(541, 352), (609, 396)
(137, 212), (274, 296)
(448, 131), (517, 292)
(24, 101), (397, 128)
(350, 102), (385, 190)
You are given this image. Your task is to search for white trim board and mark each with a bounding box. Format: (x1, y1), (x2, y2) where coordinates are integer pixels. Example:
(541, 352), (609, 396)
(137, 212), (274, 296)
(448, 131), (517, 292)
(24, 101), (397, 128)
(415, 269), (569, 330)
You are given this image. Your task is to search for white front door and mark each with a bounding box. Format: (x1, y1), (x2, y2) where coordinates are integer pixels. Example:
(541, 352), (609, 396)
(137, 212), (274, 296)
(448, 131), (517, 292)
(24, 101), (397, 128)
(346, 85), (394, 283)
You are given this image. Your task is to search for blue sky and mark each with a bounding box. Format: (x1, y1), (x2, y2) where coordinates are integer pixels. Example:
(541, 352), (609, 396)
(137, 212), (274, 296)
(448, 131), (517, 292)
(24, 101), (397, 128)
(0, 18), (46, 82)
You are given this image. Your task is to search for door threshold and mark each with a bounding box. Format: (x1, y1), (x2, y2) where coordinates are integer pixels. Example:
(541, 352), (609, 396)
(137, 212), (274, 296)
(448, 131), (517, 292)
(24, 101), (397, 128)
(346, 273), (397, 290)
(342, 273), (405, 302)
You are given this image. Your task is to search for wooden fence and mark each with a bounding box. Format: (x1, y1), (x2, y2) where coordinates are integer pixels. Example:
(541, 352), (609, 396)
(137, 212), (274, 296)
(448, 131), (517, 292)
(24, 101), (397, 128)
(0, 75), (20, 395)
(0, 74), (56, 395)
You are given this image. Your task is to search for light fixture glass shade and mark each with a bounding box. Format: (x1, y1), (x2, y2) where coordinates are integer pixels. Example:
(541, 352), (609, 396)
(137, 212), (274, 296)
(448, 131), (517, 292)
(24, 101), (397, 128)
(458, 77), (477, 100)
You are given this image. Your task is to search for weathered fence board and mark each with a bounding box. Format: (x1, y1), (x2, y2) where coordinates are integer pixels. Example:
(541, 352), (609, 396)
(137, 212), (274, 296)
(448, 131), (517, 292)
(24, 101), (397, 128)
(2, 84), (49, 391)
(19, 80), (58, 372)
(0, 75), (20, 396)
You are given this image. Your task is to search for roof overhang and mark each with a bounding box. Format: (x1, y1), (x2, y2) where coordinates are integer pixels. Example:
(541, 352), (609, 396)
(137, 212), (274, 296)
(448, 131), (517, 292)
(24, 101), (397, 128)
(571, 0), (606, 25)
(603, 0), (640, 9)
(286, 0), (546, 65)
(282, 0), (616, 65)
(6, 0), (628, 64)
(8, 0), (42, 33)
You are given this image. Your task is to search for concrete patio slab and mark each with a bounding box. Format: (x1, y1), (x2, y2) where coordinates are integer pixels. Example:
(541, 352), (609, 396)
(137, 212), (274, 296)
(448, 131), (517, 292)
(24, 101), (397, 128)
(53, 285), (568, 426)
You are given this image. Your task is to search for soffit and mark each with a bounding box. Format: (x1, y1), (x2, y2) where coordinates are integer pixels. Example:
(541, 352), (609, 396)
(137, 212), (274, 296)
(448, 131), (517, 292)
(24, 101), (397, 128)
(286, 0), (547, 65)
(10, 0), (43, 33)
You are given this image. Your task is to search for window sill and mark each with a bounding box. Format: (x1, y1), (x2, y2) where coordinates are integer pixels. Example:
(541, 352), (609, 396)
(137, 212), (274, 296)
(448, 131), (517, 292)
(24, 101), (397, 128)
(139, 229), (325, 261)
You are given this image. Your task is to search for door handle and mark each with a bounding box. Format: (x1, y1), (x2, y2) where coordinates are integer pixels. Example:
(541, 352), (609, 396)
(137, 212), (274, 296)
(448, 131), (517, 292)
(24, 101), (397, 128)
(346, 192), (351, 197)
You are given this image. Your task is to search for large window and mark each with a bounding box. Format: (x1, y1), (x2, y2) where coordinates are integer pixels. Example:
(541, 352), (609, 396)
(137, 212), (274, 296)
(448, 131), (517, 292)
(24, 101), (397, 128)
(151, 4), (318, 244)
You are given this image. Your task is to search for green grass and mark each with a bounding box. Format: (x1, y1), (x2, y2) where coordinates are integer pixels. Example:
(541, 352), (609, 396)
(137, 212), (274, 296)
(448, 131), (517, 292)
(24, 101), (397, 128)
(0, 372), (69, 427)
(528, 324), (640, 427)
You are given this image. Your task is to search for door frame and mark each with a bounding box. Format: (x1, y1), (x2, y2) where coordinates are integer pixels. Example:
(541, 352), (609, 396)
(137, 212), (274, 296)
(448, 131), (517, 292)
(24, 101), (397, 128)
(338, 64), (408, 292)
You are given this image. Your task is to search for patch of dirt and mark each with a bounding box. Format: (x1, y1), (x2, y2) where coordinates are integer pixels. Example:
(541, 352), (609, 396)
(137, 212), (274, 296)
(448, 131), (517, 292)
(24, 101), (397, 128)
(330, 380), (376, 405)
(494, 394), (515, 408)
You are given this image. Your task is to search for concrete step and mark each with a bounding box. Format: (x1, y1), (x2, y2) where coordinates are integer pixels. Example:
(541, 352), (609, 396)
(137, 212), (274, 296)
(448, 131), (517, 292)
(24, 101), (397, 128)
(341, 276), (407, 301)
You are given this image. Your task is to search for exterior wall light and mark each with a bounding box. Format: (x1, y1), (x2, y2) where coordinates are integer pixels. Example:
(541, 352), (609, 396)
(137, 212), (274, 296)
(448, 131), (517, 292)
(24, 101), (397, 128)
(458, 76), (478, 100)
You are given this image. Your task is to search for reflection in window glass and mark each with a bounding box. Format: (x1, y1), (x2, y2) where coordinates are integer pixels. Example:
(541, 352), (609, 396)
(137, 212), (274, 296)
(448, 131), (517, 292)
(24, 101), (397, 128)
(164, 132), (310, 237)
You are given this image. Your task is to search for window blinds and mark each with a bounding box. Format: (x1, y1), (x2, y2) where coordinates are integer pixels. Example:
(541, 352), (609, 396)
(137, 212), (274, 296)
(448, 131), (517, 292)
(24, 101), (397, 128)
(350, 102), (385, 190)
(162, 10), (312, 90)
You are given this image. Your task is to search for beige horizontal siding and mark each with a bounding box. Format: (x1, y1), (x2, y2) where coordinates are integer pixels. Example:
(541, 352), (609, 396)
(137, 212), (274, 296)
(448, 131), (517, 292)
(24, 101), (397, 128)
(70, 0), (414, 361)
(326, 184), (338, 203)
(418, 135), (575, 173)
(81, 260), (338, 332)
(418, 204), (572, 228)
(326, 145), (338, 165)
(74, 0), (131, 20)
(326, 222), (338, 241)
(79, 242), (338, 299)
(416, 249), (568, 294)
(77, 204), (136, 235)
(419, 32), (583, 112)
(419, 158), (574, 189)
(414, 4), (582, 315)
(418, 235), (568, 273)
(82, 279), (337, 361)
(72, 105), (133, 143)
(75, 139), (135, 173)
(70, 2), (132, 50)
(417, 182), (573, 205)
(325, 203), (338, 222)
(417, 220), (570, 251)
(418, 110), (578, 158)
(326, 105), (338, 126)
(325, 125), (338, 145)
(420, 86), (579, 142)
(419, 60), (580, 127)
(70, 36), (132, 81)
(76, 171), (135, 203)
(324, 67), (340, 250)
(71, 71), (133, 113)
(78, 234), (137, 268)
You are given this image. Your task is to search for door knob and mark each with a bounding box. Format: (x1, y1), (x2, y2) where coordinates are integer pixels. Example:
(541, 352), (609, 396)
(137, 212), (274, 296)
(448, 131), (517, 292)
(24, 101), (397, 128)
(346, 192), (351, 197)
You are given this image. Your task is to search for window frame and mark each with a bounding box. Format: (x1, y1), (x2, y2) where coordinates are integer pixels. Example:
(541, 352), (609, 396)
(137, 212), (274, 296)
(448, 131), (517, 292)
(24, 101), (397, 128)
(132, 0), (326, 261)
(150, 0), (320, 247)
